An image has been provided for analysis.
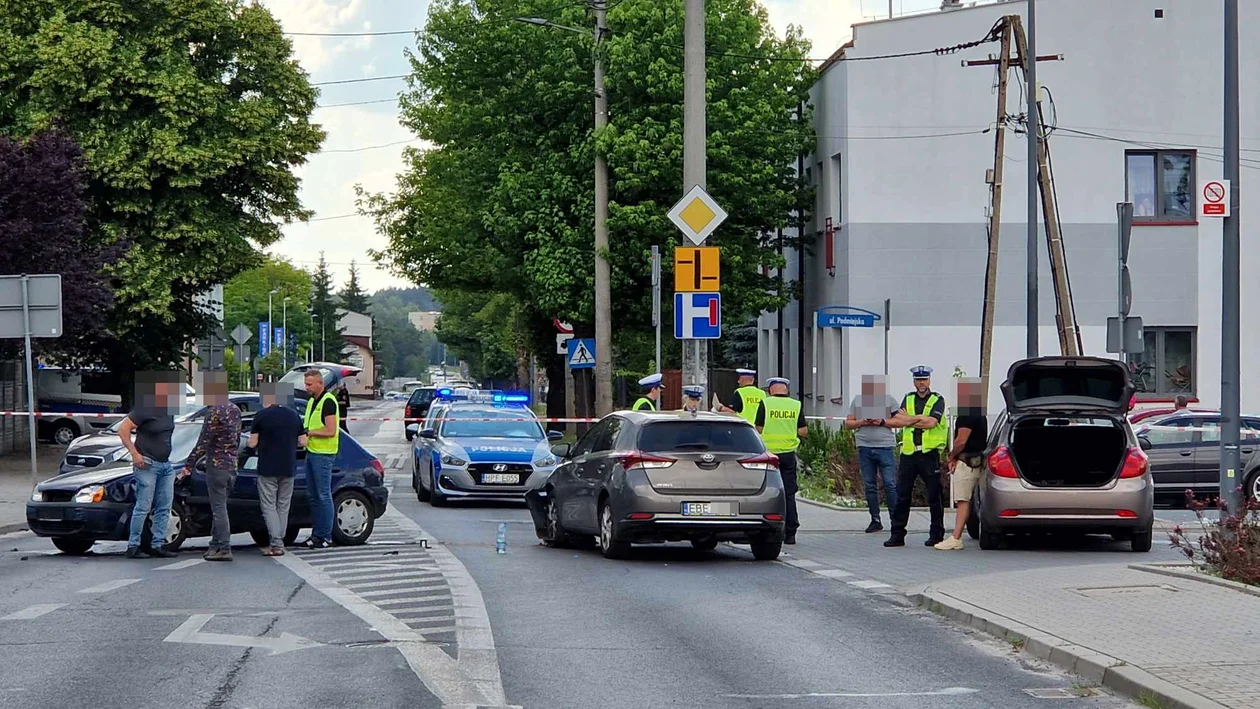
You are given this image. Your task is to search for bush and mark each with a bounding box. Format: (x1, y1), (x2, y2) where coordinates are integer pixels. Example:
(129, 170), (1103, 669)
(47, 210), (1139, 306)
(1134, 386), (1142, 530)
(1168, 491), (1260, 587)
(796, 421), (933, 507)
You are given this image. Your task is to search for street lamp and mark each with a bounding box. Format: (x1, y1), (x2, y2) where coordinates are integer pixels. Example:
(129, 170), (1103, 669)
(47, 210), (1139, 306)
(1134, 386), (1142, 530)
(514, 8), (613, 416)
(282, 296), (290, 370)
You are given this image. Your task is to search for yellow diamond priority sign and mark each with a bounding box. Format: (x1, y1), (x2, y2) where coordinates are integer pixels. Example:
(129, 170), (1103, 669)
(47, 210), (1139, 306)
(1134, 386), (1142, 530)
(667, 185), (728, 245)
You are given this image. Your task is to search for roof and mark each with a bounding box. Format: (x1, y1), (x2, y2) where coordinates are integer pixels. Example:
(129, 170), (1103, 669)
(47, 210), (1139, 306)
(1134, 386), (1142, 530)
(344, 335), (372, 350)
(614, 410), (754, 425)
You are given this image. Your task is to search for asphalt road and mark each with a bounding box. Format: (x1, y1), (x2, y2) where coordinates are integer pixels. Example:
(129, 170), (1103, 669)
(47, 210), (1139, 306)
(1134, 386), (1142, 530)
(0, 400), (1141, 709)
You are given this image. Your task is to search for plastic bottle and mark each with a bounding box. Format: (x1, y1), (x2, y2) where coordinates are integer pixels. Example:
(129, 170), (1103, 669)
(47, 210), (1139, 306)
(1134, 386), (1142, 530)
(496, 522), (507, 554)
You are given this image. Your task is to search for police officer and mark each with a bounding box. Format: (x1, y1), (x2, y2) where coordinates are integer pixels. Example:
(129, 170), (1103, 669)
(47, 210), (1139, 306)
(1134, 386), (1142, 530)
(633, 373), (663, 411)
(680, 385), (704, 415)
(754, 377), (807, 545)
(884, 365), (948, 548)
(717, 368), (764, 425)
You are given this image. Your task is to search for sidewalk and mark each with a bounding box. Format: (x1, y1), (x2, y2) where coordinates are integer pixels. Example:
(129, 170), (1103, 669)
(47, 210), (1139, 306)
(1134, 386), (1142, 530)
(0, 447), (64, 534)
(789, 499), (1258, 709)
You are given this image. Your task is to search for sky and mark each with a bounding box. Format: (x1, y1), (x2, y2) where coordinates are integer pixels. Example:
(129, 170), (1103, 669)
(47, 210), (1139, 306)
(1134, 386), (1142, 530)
(260, 0), (943, 294)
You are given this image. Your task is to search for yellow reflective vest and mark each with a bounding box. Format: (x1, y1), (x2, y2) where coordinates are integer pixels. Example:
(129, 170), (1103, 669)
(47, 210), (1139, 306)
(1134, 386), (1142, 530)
(303, 391), (340, 455)
(759, 396), (803, 454)
(898, 393), (947, 454)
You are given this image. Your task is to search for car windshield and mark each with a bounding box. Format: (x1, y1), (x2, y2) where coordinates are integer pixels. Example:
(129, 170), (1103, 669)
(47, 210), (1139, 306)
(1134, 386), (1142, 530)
(409, 389), (435, 405)
(638, 421), (764, 453)
(439, 409), (543, 439)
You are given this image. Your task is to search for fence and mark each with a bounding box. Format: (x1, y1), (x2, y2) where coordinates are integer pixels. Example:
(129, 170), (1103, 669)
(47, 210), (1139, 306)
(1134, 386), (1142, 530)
(0, 361), (30, 456)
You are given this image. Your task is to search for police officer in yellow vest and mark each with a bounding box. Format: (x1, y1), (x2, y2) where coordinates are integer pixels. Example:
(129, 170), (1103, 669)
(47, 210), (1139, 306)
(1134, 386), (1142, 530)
(883, 365), (948, 548)
(302, 370), (341, 549)
(632, 373), (662, 412)
(755, 377), (807, 544)
(717, 368), (765, 425)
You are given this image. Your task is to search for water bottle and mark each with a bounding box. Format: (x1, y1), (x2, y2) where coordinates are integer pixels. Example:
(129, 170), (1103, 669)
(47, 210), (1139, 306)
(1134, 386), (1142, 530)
(496, 522), (507, 554)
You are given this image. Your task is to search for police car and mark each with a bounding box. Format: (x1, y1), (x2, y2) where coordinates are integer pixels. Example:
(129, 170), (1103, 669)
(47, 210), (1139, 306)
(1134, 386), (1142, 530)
(406, 391), (562, 506)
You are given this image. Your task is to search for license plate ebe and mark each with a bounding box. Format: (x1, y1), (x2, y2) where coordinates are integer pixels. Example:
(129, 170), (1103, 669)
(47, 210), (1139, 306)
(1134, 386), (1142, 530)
(681, 501), (735, 516)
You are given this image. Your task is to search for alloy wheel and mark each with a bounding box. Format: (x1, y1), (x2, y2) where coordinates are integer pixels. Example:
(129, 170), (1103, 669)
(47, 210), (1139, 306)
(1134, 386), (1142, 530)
(337, 497), (369, 537)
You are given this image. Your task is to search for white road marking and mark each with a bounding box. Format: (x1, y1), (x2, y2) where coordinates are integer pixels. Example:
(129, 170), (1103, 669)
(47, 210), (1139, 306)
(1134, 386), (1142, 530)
(154, 558), (206, 571)
(847, 580), (893, 590)
(725, 687), (979, 699)
(783, 559), (823, 569)
(163, 613), (322, 655)
(78, 578), (141, 594)
(357, 584), (448, 598)
(0, 530), (34, 541)
(343, 576), (445, 590)
(813, 569), (854, 579)
(332, 570), (444, 583)
(375, 593), (453, 606)
(313, 557), (437, 571)
(1, 604), (63, 620)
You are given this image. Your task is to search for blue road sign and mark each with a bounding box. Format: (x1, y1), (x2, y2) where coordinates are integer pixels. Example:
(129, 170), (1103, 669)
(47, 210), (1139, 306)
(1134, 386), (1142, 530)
(816, 306), (881, 329)
(258, 321), (271, 358)
(273, 327), (284, 349)
(567, 338), (596, 369)
(674, 292), (721, 339)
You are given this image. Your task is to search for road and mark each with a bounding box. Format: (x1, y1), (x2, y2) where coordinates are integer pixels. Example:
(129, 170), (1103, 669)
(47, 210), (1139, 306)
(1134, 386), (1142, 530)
(0, 400), (1143, 709)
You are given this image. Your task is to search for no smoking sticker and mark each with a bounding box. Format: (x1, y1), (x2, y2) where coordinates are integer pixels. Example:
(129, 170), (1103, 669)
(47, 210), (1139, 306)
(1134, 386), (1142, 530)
(1199, 179), (1231, 217)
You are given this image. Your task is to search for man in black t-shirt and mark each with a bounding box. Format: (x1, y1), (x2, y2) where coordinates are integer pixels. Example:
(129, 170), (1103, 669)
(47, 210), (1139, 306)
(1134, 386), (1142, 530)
(936, 378), (989, 551)
(119, 373), (180, 559)
(249, 385), (308, 555)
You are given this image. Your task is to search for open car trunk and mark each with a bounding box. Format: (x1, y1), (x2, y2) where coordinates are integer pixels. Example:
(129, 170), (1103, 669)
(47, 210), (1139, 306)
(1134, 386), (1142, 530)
(1009, 415), (1127, 487)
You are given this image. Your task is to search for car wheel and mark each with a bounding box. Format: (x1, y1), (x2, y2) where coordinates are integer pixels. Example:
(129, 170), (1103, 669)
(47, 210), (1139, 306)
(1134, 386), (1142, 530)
(541, 494), (571, 548)
(1246, 470), (1260, 504)
(52, 422), (79, 446)
(142, 500), (188, 552)
(977, 517), (1002, 551)
(690, 537), (719, 552)
(750, 538), (782, 561)
(51, 537), (94, 555)
(331, 491), (375, 546)
(1111, 531), (1133, 542)
(249, 529), (271, 547)
(598, 503), (630, 559)
(1131, 528), (1153, 553)
(966, 506), (980, 541)
(405, 431), (414, 442)
(415, 460), (431, 502)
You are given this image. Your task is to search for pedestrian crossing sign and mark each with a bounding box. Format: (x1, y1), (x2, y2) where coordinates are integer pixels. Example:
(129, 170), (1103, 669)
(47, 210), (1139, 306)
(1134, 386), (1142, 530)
(567, 338), (596, 370)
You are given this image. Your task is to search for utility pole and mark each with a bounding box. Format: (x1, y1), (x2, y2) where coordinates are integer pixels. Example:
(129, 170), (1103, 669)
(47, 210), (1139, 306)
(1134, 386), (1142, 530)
(651, 245), (661, 371)
(1025, 0), (1039, 358)
(682, 0), (707, 395)
(776, 226), (784, 375)
(1220, 0), (1242, 514)
(796, 105), (806, 401)
(977, 17), (1013, 405)
(592, 0), (613, 417)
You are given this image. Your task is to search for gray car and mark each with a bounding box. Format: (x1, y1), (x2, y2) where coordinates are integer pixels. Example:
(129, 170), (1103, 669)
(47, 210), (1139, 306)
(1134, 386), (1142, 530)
(526, 411), (786, 560)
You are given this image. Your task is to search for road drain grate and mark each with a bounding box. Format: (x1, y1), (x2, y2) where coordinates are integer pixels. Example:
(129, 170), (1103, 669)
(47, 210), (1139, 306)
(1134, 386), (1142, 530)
(1023, 687), (1103, 699)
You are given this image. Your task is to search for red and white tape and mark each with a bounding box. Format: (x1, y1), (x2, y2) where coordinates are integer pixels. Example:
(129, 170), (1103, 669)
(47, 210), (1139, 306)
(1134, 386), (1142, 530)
(0, 411), (854, 423)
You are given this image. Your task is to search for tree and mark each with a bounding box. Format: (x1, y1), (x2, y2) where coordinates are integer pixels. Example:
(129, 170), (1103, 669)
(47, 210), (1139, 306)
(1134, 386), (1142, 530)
(432, 290), (521, 383)
(0, 0), (325, 382)
(309, 252), (345, 361)
(339, 261), (371, 315)
(368, 287), (443, 378)
(364, 0), (813, 411)
(0, 130), (116, 365)
(221, 256), (314, 366)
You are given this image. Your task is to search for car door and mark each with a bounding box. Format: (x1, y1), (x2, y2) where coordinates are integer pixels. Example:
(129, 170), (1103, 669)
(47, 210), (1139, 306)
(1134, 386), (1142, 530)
(1193, 417), (1260, 488)
(230, 441), (266, 533)
(1140, 417), (1198, 492)
(561, 422), (607, 532)
(582, 417), (623, 505)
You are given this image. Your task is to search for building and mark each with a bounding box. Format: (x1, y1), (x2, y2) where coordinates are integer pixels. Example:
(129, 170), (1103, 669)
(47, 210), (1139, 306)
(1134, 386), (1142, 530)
(337, 310), (374, 396)
(408, 311), (440, 333)
(758, 0), (1259, 416)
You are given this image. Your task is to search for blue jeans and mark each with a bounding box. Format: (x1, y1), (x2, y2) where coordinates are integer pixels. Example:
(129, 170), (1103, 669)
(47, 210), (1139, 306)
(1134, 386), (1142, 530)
(305, 453), (335, 542)
(858, 447), (897, 523)
(128, 459), (176, 548)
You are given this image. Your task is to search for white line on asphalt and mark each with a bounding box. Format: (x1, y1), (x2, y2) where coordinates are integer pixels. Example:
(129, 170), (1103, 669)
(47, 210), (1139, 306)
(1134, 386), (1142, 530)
(725, 687), (979, 699)
(390, 604), (456, 616)
(312, 558), (438, 572)
(847, 580), (893, 590)
(0, 530), (34, 541)
(163, 613), (322, 655)
(1, 604), (64, 620)
(357, 583), (449, 598)
(374, 593), (453, 606)
(343, 576), (446, 590)
(154, 558), (206, 571)
(331, 569), (444, 583)
(78, 578), (141, 594)
(814, 569), (855, 579)
(783, 559), (824, 569)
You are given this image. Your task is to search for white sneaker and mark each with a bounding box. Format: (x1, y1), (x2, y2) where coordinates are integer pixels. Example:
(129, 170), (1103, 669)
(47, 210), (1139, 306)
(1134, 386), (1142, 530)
(934, 536), (964, 551)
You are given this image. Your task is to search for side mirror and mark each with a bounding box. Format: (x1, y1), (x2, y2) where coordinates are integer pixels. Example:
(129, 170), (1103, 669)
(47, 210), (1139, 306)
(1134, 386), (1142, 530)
(420, 429), (438, 440)
(194, 458), (207, 472)
(550, 442), (572, 459)
(406, 424), (420, 435)
(1138, 435), (1152, 452)
(547, 430), (564, 441)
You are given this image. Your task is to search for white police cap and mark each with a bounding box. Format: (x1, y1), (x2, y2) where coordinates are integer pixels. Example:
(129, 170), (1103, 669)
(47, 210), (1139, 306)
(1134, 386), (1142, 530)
(638, 373), (663, 389)
(911, 365), (934, 379)
(736, 368), (756, 377)
(682, 385), (704, 398)
(767, 377), (790, 387)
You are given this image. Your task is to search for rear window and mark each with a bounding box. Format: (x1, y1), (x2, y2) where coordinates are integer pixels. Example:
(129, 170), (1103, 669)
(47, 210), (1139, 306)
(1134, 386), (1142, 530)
(637, 421), (764, 453)
(408, 389), (435, 405)
(1010, 370), (1126, 405)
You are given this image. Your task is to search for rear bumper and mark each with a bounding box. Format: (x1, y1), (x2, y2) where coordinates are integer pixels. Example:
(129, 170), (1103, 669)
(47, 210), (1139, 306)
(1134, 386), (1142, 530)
(980, 475), (1154, 532)
(365, 486), (390, 517)
(618, 515), (785, 543)
(26, 502), (132, 540)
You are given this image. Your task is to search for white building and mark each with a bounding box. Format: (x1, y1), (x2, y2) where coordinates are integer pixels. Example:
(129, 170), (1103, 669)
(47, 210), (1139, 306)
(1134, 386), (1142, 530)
(758, 0), (1259, 416)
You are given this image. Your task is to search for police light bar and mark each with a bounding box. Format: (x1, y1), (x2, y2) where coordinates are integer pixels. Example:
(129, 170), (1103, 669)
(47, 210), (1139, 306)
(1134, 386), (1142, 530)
(493, 393), (530, 404)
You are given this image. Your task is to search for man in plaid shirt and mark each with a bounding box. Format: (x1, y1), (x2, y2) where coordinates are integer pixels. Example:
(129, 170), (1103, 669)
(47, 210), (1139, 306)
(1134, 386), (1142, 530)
(185, 372), (243, 561)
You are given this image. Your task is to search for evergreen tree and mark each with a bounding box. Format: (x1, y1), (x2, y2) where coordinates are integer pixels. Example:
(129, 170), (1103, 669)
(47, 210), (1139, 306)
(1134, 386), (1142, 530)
(310, 253), (345, 361)
(339, 260), (371, 314)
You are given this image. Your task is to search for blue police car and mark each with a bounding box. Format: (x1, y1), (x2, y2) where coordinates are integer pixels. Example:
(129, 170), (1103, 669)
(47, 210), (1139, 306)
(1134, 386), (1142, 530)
(407, 392), (562, 506)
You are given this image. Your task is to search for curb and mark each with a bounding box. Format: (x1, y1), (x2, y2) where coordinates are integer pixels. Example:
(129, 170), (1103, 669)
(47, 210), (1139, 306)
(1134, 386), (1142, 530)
(798, 496), (934, 513)
(1130, 562), (1260, 599)
(909, 589), (1226, 709)
(0, 522), (29, 536)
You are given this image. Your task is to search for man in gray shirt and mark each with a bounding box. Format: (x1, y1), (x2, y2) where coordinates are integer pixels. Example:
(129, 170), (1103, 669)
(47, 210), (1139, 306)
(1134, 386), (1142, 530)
(845, 375), (900, 534)
(119, 372), (180, 558)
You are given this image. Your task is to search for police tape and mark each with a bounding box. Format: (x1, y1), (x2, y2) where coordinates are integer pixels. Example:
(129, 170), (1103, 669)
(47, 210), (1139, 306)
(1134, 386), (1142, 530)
(0, 411), (856, 423)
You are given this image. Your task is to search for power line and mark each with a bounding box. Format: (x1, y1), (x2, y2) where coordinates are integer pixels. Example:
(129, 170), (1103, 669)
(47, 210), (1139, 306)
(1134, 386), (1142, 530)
(311, 74), (408, 86)
(287, 29), (415, 37)
(320, 139), (419, 154)
(317, 98), (399, 108)
(306, 212), (366, 222)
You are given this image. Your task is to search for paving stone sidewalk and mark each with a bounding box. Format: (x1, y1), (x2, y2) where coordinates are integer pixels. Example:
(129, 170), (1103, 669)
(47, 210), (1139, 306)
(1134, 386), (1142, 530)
(0, 447), (63, 534)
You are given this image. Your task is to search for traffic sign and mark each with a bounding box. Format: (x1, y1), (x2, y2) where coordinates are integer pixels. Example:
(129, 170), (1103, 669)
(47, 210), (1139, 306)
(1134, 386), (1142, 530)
(567, 338), (596, 369)
(553, 319), (573, 334)
(674, 293), (721, 339)
(0, 274), (61, 339)
(1200, 179), (1230, 217)
(674, 246), (720, 293)
(816, 306), (882, 329)
(556, 333), (573, 355)
(231, 324), (252, 345)
(667, 185), (728, 245)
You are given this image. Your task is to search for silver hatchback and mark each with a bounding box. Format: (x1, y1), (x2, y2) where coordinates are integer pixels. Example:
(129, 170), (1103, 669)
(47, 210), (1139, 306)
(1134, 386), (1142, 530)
(526, 411), (786, 560)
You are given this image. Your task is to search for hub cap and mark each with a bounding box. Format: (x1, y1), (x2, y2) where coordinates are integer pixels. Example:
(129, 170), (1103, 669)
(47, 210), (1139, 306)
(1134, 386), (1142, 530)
(1251, 474), (1260, 503)
(337, 498), (369, 537)
(546, 498), (561, 540)
(600, 506), (612, 550)
(165, 509), (182, 545)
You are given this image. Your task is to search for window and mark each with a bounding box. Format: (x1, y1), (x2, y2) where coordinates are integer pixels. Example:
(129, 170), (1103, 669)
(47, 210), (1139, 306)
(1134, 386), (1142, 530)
(1125, 150), (1195, 222)
(1143, 425), (1193, 447)
(831, 153), (842, 223)
(1128, 327), (1195, 397)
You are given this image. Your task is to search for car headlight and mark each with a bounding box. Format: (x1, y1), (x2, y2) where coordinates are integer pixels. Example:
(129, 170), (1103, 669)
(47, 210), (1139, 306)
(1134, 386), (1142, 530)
(73, 485), (106, 504)
(107, 448), (130, 463)
(30, 490), (43, 502)
(533, 456), (557, 468)
(440, 453), (467, 467)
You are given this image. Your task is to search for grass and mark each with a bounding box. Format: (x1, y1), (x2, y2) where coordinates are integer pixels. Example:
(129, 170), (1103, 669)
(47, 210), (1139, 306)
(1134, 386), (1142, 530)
(1136, 692), (1167, 709)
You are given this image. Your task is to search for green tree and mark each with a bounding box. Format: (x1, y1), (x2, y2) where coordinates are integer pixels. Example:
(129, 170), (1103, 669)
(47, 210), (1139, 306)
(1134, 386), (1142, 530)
(222, 256), (314, 365)
(0, 0), (325, 383)
(339, 260), (371, 314)
(309, 252), (345, 361)
(433, 290), (521, 383)
(364, 0), (813, 405)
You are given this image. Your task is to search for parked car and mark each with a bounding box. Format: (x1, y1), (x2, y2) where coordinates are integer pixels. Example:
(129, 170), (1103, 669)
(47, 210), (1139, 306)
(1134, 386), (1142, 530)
(1129, 406), (1217, 425)
(278, 362), (363, 398)
(970, 357), (1155, 552)
(27, 422), (388, 555)
(525, 411), (786, 560)
(403, 387), (438, 440)
(1135, 412), (1260, 502)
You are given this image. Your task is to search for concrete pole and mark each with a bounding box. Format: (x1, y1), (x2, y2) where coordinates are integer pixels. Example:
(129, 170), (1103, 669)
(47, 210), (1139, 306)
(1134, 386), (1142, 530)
(1220, 0), (1242, 513)
(1025, 0), (1039, 358)
(592, 0), (613, 417)
(682, 0), (707, 393)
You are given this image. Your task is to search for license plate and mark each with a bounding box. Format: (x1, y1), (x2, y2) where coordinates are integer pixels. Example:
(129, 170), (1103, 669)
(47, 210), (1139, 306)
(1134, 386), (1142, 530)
(36, 508), (63, 521)
(682, 502), (735, 516)
(481, 473), (519, 485)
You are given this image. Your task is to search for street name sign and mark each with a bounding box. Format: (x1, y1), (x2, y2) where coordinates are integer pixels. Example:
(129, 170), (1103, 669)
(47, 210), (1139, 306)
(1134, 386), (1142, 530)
(674, 246), (720, 292)
(816, 306), (881, 329)
(667, 185), (728, 245)
(674, 292), (722, 339)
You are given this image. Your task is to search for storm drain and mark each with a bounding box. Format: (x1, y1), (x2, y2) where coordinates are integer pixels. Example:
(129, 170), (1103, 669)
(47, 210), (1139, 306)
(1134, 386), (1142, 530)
(1071, 584), (1179, 599)
(1023, 687), (1104, 699)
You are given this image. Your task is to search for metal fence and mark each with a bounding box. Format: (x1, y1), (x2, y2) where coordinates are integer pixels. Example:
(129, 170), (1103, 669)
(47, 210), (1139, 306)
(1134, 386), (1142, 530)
(0, 360), (30, 455)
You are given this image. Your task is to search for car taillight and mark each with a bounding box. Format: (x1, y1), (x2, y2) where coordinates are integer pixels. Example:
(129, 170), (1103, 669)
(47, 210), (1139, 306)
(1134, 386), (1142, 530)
(988, 446), (1019, 478)
(371, 459), (385, 478)
(999, 509), (1020, 518)
(1119, 447), (1148, 479)
(738, 453), (779, 470)
(619, 452), (675, 470)
(1117, 509), (1138, 518)
(763, 514), (784, 521)
(628, 513), (654, 520)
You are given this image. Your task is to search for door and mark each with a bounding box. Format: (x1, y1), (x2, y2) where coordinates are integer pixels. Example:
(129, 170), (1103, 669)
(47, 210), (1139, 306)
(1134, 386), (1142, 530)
(1193, 417), (1260, 488)
(1140, 418), (1197, 492)
(581, 418), (623, 515)
(565, 420), (610, 532)
(231, 454), (266, 533)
